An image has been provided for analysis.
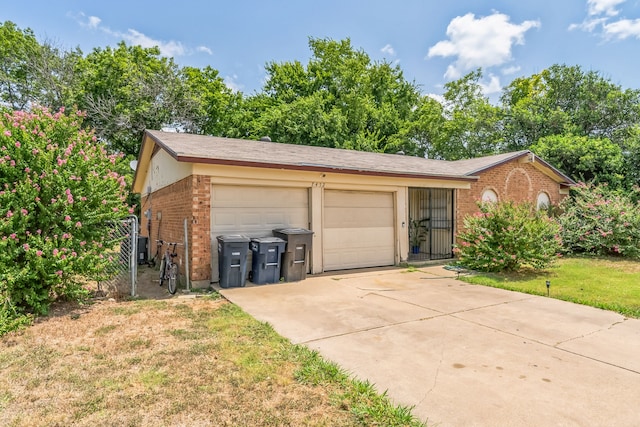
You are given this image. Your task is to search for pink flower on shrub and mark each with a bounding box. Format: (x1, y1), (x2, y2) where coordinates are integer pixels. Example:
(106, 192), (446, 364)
(55, 270), (63, 277)
(80, 241), (86, 246)
(9, 160), (15, 166)
(6, 210), (13, 218)
(53, 248), (59, 256)
(75, 221), (82, 228)
(21, 208), (27, 215)
(15, 141), (20, 148)
(22, 243), (29, 251)
(64, 215), (71, 221)
(10, 233), (16, 240)
(3, 130), (10, 136)
(36, 250), (43, 257)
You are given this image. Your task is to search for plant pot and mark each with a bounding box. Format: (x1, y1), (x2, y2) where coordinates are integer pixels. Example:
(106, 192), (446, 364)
(411, 246), (421, 254)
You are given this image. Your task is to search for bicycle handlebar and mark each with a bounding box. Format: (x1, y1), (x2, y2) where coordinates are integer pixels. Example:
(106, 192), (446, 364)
(155, 240), (182, 246)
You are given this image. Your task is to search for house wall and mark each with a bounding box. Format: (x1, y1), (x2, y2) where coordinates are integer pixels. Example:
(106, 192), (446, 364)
(140, 175), (211, 283)
(455, 158), (565, 233)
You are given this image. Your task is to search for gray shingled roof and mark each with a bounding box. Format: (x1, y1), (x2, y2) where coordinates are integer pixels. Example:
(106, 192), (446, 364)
(143, 130), (574, 184)
(145, 130), (474, 181)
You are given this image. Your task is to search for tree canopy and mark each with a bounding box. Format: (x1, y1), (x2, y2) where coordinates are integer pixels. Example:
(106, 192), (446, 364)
(2, 20), (640, 191)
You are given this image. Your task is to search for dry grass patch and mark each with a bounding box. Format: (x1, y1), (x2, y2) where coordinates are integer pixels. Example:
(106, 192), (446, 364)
(0, 296), (400, 426)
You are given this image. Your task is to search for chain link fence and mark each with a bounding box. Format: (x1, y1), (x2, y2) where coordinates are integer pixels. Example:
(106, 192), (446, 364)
(97, 216), (138, 297)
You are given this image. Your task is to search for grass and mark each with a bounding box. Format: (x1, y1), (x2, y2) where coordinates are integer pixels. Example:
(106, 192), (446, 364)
(0, 295), (426, 427)
(459, 256), (640, 318)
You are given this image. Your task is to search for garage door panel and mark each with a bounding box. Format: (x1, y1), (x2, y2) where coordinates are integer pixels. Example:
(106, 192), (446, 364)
(325, 207), (393, 228)
(324, 228), (395, 270)
(324, 190), (395, 271)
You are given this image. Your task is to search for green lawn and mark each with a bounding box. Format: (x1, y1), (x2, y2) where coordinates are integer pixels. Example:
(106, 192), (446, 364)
(459, 256), (640, 318)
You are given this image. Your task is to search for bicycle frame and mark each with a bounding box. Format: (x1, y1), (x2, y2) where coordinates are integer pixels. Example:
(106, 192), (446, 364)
(157, 240), (180, 294)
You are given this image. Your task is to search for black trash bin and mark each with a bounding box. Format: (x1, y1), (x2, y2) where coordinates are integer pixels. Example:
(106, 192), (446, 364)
(250, 237), (286, 284)
(217, 235), (250, 288)
(272, 228), (313, 282)
(137, 236), (148, 265)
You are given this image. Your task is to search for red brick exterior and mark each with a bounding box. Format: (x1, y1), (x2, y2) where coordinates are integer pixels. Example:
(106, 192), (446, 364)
(140, 175), (211, 282)
(455, 161), (565, 235)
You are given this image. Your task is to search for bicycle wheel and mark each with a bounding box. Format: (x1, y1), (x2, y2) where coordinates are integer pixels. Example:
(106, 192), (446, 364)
(159, 257), (166, 287)
(168, 264), (178, 294)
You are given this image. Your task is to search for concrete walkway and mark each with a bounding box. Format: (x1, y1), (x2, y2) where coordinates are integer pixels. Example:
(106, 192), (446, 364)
(220, 267), (640, 426)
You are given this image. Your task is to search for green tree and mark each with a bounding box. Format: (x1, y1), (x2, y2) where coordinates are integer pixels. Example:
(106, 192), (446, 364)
(74, 42), (193, 156)
(531, 134), (625, 187)
(501, 64), (640, 151)
(245, 38), (421, 154)
(436, 70), (503, 160)
(0, 107), (131, 331)
(0, 21), (81, 111)
(180, 65), (241, 136)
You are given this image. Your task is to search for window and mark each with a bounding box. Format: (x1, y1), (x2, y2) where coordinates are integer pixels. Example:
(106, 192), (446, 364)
(481, 189), (498, 203)
(537, 192), (550, 210)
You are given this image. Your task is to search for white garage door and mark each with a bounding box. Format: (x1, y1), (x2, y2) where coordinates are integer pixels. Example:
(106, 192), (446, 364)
(211, 185), (309, 281)
(324, 190), (395, 271)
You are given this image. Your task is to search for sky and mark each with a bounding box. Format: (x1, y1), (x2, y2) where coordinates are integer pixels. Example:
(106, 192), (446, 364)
(3, 0), (640, 98)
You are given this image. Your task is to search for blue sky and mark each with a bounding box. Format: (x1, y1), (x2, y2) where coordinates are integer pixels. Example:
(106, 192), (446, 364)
(3, 0), (640, 98)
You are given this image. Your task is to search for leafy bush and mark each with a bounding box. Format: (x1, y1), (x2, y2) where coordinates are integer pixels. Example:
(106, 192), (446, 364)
(454, 201), (562, 272)
(558, 182), (640, 258)
(0, 107), (131, 330)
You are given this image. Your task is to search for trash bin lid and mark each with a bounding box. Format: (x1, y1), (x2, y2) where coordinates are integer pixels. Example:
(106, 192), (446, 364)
(217, 234), (250, 243)
(251, 237), (285, 244)
(273, 228), (313, 235)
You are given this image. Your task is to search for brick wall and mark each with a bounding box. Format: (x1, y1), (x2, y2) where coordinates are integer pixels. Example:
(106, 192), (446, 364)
(139, 175), (211, 282)
(456, 160), (565, 234)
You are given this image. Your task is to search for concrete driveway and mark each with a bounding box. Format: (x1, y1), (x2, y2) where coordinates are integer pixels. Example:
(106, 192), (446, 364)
(220, 266), (640, 426)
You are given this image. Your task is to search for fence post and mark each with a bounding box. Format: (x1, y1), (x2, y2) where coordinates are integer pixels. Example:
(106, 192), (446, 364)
(184, 218), (190, 292)
(130, 215), (138, 297)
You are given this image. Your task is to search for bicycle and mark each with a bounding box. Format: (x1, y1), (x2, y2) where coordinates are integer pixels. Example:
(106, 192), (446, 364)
(156, 240), (180, 294)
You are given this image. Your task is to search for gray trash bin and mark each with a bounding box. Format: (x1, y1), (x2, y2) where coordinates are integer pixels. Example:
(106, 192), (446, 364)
(250, 237), (286, 284)
(272, 228), (313, 282)
(217, 235), (250, 288)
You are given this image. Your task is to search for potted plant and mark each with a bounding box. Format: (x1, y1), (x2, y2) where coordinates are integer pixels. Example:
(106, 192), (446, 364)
(409, 219), (428, 254)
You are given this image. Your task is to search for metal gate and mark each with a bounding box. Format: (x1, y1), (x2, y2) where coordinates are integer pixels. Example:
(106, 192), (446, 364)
(408, 188), (454, 261)
(98, 215), (138, 296)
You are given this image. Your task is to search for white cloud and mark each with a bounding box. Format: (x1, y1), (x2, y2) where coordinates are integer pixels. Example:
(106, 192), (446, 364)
(479, 74), (502, 96)
(587, 0), (625, 16)
(603, 18), (640, 39)
(118, 28), (186, 57)
(69, 12), (101, 29)
(501, 65), (521, 75)
(427, 13), (540, 80)
(72, 11), (210, 58)
(381, 43), (396, 57)
(424, 93), (445, 104)
(224, 75), (244, 92)
(568, 17), (608, 32)
(570, 0), (640, 39)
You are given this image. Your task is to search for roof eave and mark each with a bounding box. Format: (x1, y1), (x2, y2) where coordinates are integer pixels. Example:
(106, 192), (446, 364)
(176, 155), (477, 182)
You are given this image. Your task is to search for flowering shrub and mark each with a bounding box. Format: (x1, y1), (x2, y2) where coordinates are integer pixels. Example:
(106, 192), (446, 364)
(454, 201), (562, 272)
(558, 182), (640, 258)
(0, 107), (131, 325)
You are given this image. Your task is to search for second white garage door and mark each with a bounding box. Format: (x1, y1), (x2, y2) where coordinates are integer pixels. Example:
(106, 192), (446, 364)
(323, 190), (395, 271)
